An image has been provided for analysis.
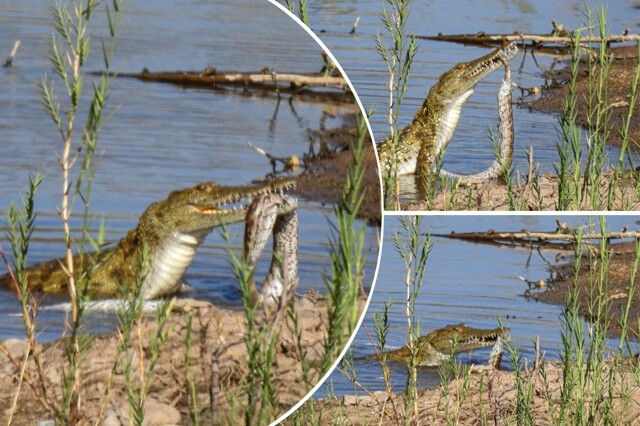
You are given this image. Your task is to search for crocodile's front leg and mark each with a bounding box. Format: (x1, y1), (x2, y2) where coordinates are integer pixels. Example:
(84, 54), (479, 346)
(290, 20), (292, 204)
(243, 193), (298, 306)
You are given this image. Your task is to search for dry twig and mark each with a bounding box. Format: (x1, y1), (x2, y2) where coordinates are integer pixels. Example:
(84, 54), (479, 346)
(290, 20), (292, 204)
(3, 40), (20, 67)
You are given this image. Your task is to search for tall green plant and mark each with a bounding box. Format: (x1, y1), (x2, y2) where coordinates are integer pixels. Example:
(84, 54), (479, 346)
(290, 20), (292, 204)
(552, 216), (638, 423)
(223, 227), (281, 424)
(2, 173), (65, 421)
(11, 0), (125, 421)
(608, 42), (640, 208)
(284, 0), (309, 26)
(286, 113), (372, 424)
(392, 216), (432, 423)
(553, 2), (636, 210)
(375, 0), (418, 209)
(322, 113), (369, 372)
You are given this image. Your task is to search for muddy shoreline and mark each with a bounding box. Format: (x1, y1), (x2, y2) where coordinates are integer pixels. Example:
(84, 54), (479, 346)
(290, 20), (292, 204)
(285, 112), (382, 224)
(522, 45), (639, 148)
(527, 241), (640, 338)
(294, 144), (381, 224)
(402, 171), (640, 211)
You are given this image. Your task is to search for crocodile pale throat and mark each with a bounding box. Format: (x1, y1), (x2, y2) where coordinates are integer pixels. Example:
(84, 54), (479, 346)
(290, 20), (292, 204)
(1, 178), (297, 302)
(384, 323), (509, 367)
(377, 41), (518, 179)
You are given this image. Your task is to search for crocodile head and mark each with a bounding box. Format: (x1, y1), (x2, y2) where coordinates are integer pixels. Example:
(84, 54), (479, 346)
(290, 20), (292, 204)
(140, 177), (297, 240)
(2, 178), (298, 299)
(432, 41), (518, 101)
(423, 323), (508, 355)
(425, 41), (518, 155)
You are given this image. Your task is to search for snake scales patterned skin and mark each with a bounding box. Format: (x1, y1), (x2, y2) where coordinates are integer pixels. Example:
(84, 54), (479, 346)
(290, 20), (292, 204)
(441, 59), (514, 182)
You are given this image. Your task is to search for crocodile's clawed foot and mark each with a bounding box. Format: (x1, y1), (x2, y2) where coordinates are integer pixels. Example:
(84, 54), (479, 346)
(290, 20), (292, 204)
(243, 193), (298, 307)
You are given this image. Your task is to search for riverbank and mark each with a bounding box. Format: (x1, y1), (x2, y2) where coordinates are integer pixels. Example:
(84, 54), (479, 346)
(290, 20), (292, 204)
(0, 294), (362, 424)
(529, 240), (640, 338)
(301, 359), (640, 424)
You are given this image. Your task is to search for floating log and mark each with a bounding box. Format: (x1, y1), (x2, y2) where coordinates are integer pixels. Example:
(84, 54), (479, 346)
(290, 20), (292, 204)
(94, 67), (352, 99)
(435, 229), (640, 242)
(421, 32), (640, 47)
(433, 227), (640, 253)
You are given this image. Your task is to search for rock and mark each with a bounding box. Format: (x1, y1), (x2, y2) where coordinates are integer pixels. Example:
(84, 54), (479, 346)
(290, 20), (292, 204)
(101, 410), (122, 426)
(173, 298), (212, 313)
(2, 338), (28, 360)
(142, 398), (181, 426)
(343, 394), (359, 406)
(116, 348), (140, 376)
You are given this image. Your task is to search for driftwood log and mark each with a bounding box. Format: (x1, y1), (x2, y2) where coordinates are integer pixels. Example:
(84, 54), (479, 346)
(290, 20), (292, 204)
(93, 67), (353, 101)
(433, 225), (640, 254)
(421, 32), (640, 47)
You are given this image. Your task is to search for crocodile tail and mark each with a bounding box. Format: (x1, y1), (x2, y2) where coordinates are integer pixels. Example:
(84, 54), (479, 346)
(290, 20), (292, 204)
(0, 253), (97, 295)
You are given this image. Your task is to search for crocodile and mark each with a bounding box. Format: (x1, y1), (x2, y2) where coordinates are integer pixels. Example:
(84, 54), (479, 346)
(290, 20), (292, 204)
(1, 178), (298, 304)
(377, 41), (518, 182)
(381, 323), (509, 367)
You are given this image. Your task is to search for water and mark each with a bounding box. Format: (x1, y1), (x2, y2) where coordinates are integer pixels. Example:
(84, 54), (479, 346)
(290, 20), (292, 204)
(0, 1), (379, 341)
(324, 215), (639, 396)
(299, 0), (640, 200)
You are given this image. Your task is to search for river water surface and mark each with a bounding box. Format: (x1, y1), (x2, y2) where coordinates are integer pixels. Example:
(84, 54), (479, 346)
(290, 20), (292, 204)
(0, 1), (379, 341)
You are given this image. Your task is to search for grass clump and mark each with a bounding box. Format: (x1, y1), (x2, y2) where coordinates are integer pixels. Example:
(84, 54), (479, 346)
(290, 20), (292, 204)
(322, 113), (369, 370)
(284, 0), (309, 26)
